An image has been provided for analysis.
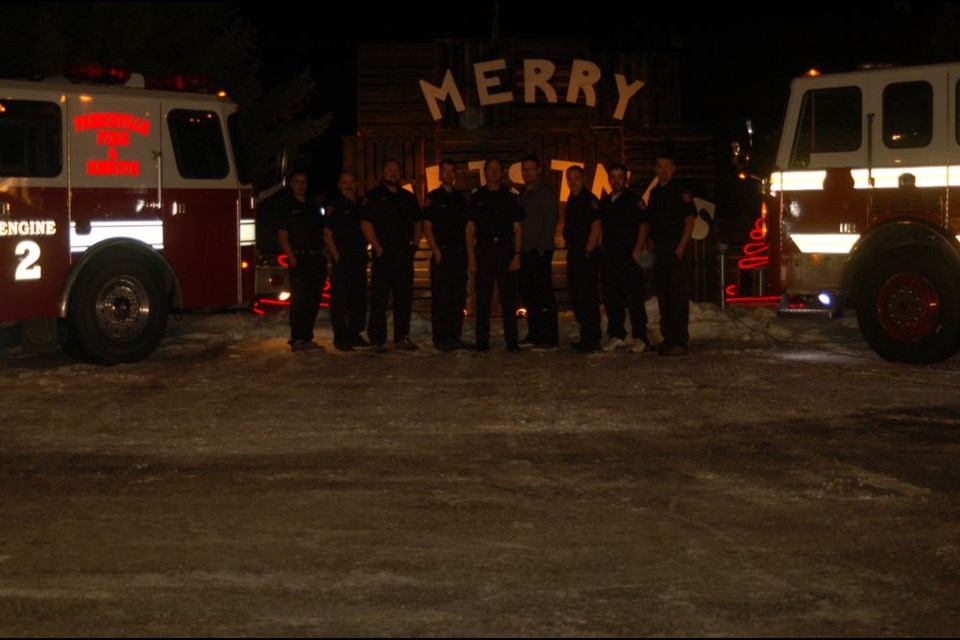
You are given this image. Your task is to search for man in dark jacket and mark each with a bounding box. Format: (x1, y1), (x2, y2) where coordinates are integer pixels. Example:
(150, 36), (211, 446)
(360, 159), (423, 353)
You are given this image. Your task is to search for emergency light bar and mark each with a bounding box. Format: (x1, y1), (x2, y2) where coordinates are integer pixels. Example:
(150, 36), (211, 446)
(65, 63), (132, 85)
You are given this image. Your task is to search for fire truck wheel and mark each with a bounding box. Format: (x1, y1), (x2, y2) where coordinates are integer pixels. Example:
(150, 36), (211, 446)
(68, 257), (169, 364)
(856, 251), (960, 364)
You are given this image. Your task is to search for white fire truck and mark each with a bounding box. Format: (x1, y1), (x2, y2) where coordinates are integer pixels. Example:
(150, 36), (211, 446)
(752, 62), (960, 363)
(0, 65), (258, 363)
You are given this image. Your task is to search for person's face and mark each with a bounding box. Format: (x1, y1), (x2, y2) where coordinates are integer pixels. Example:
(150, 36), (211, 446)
(609, 169), (626, 194)
(290, 173), (308, 200)
(338, 173), (356, 198)
(484, 160), (502, 187)
(521, 160), (540, 185)
(567, 169), (584, 194)
(382, 161), (402, 187)
(655, 158), (676, 184)
(440, 163), (456, 188)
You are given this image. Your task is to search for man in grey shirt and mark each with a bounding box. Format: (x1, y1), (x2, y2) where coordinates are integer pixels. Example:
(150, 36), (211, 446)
(519, 154), (559, 349)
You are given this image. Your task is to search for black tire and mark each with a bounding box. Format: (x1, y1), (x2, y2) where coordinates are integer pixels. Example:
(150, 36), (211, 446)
(67, 256), (169, 364)
(856, 250), (960, 363)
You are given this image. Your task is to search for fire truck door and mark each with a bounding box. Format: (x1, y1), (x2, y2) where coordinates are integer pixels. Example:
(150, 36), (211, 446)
(867, 69), (948, 228)
(67, 94), (163, 258)
(159, 105), (240, 308)
(0, 94), (70, 321)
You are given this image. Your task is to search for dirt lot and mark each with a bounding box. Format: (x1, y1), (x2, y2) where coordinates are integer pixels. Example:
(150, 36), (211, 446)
(1, 307), (959, 636)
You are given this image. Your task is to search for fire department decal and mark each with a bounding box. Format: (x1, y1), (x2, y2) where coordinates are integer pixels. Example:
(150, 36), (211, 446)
(73, 111), (151, 177)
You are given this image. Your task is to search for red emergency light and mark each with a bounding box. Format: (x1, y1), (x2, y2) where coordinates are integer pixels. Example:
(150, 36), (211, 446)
(144, 74), (215, 93)
(65, 63), (132, 85)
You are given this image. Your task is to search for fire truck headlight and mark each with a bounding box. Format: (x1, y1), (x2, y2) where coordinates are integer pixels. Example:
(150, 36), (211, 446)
(818, 292), (833, 307)
(278, 291), (291, 302)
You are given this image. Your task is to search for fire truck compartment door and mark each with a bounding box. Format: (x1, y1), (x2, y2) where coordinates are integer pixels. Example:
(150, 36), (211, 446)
(159, 104), (240, 308)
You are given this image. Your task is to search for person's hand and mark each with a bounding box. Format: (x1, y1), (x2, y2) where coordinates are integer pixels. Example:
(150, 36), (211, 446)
(433, 248), (443, 265)
(632, 248), (642, 263)
(288, 255), (298, 269)
(509, 254), (521, 272)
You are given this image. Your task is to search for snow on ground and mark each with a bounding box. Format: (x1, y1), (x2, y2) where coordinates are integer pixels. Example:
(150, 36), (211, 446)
(0, 300), (873, 369)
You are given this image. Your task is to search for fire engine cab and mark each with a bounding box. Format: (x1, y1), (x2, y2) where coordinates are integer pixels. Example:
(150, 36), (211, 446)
(0, 65), (256, 363)
(758, 62), (960, 363)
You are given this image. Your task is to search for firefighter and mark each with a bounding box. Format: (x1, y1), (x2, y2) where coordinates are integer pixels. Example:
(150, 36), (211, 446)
(323, 171), (370, 352)
(563, 165), (602, 352)
(277, 169), (326, 352)
(599, 163), (650, 352)
(639, 152), (697, 356)
(466, 158), (524, 352)
(518, 154), (560, 350)
(423, 159), (469, 351)
(360, 159), (423, 352)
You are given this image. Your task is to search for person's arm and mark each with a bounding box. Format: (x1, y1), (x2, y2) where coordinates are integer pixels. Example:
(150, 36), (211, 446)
(540, 191), (558, 254)
(413, 219), (423, 252)
(585, 219), (602, 256)
(510, 221), (522, 272)
(361, 220), (383, 258)
(278, 229), (296, 268)
(424, 220), (441, 264)
(323, 228), (339, 264)
(466, 221), (477, 273)
(633, 223), (650, 263)
(676, 215), (695, 259)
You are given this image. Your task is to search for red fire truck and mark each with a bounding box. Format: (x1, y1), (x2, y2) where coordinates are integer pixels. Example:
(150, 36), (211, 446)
(0, 65), (257, 363)
(752, 62), (960, 363)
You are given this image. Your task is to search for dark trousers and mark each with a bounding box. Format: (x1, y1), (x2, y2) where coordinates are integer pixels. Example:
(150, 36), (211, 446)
(475, 239), (519, 348)
(289, 253), (326, 343)
(654, 253), (690, 347)
(430, 245), (467, 347)
(567, 251), (601, 347)
(601, 250), (648, 342)
(330, 256), (367, 345)
(368, 251), (413, 345)
(519, 249), (559, 346)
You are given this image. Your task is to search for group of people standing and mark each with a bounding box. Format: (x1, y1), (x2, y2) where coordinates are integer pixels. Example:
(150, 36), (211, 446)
(276, 152), (697, 357)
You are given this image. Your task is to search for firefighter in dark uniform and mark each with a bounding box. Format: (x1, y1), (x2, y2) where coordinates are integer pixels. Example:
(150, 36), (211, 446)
(277, 169), (326, 352)
(563, 165), (602, 352)
(360, 159), (423, 352)
(599, 163), (650, 352)
(323, 171), (370, 352)
(639, 152), (697, 356)
(423, 159), (469, 351)
(466, 158), (524, 352)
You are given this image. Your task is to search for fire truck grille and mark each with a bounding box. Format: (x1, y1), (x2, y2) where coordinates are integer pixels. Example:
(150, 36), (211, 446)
(785, 252), (846, 293)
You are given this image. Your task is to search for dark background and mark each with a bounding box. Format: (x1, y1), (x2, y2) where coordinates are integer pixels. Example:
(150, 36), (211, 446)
(4, 2), (958, 222)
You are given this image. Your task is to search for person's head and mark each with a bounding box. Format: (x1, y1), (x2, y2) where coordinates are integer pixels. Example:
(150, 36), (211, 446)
(439, 159), (457, 189)
(288, 170), (308, 201)
(607, 163), (627, 194)
(381, 159), (402, 187)
(520, 154), (541, 186)
(566, 165), (585, 195)
(655, 152), (676, 185)
(484, 158), (503, 189)
(338, 171), (357, 199)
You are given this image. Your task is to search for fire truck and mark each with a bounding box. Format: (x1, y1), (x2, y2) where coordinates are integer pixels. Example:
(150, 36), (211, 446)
(0, 65), (257, 363)
(751, 62), (960, 363)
